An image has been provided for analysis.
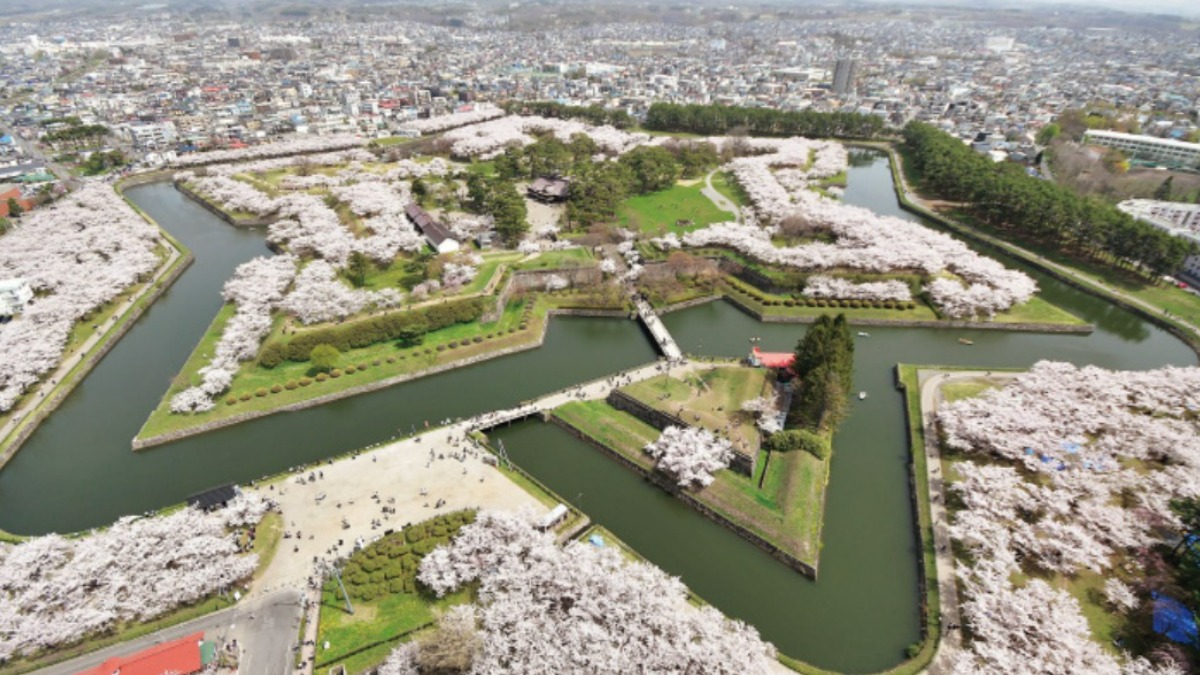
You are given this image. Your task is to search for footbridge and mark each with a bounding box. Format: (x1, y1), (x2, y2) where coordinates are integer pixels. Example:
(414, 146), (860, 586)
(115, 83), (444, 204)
(631, 295), (683, 360)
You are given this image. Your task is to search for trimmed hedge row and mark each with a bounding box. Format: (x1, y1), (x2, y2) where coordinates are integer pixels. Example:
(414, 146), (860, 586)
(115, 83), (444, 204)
(325, 510), (477, 603)
(263, 296), (489, 364)
(726, 281), (918, 310)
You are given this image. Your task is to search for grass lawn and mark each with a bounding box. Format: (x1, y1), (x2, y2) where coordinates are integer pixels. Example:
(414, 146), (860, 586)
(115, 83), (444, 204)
(137, 298), (543, 442)
(992, 295), (1086, 325)
(554, 367), (831, 569)
(465, 160), (496, 177)
(554, 401), (659, 472)
(372, 136), (422, 147)
(315, 588), (470, 669)
(940, 377), (1003, 404)
(622, 366), (769, 455)
(710, 171), (750, 208)
(617, 182), (732, 237)
(513, 247), (595, 270)
(251, 511), (284, 580)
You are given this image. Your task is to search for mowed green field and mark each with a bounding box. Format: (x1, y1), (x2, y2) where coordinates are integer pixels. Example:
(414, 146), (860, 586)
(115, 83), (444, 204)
(617, 182), (733, 236)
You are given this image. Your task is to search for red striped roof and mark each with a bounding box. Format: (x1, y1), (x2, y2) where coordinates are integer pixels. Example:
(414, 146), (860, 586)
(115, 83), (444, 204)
(76, 631), (203, 675)
(753, 346), (795, 369)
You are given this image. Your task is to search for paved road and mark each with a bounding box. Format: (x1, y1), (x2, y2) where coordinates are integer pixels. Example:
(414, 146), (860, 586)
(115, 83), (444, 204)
(34, 589), (301, 675)
(702, 169), (740, 222)
(230, 589), (303, 675)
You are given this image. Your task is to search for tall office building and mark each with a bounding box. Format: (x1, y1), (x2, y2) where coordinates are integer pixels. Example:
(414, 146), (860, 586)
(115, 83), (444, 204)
(832, 58), (857, 95)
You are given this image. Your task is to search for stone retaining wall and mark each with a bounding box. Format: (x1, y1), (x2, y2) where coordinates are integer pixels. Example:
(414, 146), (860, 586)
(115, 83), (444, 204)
(1, 251), (195, 470)
(657, 294), (722, 315)
(605, 390), (753, 476)
(721, 292), (1094, 334)
(550, 414), (816, 579)
(174, 181), (274, 227)
(133, 309), (616, 450)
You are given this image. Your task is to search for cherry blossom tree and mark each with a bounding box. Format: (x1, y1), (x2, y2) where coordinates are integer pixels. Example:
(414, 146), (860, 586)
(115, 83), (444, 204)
(681, 137), (1037, 318)
(803, 276), (913, 302)
(280, 260), (402, 325)
(644, 425), (734, 489)
(410, 510), (776, 674)
(0, 493), (270, 662)
(171, 255), (297, 412)
(0, 185), (162, 412)
(937, 362), (1200, 674)
(172, 134), (364, 168)
(190, 176), (280, 216)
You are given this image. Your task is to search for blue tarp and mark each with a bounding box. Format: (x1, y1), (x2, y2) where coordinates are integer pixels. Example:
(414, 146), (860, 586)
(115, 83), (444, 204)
(588, 534), (605, 547)
(1152, 592), (1199, 646)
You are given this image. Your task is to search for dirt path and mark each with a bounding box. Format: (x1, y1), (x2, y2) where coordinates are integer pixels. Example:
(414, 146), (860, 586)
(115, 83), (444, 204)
(916, 368), (1017, 674)
(0, 235), (182, 460)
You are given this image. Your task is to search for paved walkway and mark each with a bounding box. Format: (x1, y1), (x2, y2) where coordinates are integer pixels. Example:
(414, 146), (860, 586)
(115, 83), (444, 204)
(916, 368), (1017, 674)
(0, 237), (182, 460)
(702, 169), (741, 222)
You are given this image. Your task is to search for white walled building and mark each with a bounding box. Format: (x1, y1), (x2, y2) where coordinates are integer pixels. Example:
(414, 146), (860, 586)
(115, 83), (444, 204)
(1084, 130), (1200, 169)
(1118, 199), (1200, 279)
(0, 278), (33, 317)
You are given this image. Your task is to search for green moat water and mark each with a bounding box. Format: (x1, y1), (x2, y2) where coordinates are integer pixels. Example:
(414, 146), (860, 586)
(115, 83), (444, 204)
(0, 150), (1192, 672)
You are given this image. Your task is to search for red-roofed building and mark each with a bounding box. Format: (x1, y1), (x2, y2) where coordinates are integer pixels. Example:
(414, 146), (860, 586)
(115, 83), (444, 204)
(76, 632), (204, 675)
(750, 346), (795, 370)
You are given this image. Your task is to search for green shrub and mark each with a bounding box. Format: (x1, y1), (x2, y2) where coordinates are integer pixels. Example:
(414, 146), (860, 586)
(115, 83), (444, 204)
(226, 396), (238, 406)
(281, 296), (489, 361)
(448, 341), (458, 348)
(358, 362), (368, 370)
(255, 388), (268, 397)
(309, 343), (340, 372)
(372, 359), (381, 366)
(764, 429), (830, 460)
(436, 344), (446, 352)
(316, 373), (328, 382)
(300, 377), (313, 386)
(473, 336), (483, 343)
(330, 369), (343, 378)
(345, 366), (357, 374)
(258, 341), (285, 369)
(270, 384), (283, 393)
(285, 381), (298, 390)
(386, 356), (396, 363)
(239, 393), (252, 402)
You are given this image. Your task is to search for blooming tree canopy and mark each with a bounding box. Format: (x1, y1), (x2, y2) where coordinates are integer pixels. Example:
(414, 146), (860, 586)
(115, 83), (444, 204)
(0, 185), (162, 412)
(411, 510), (776, 674)
(643, 425), (734, 489)
(937, 362), (1200, 674)
(0, 493), (270, 662)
